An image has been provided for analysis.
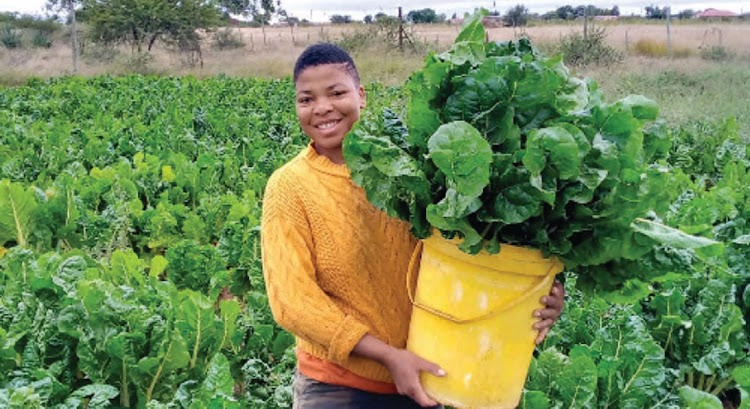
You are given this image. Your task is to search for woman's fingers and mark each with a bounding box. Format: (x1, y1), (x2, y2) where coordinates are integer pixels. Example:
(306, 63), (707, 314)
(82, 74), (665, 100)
(535, 327), (550, 345)
(419, 358), (446, 378)
(410, 386), (438, 407)
(534, 307), (561, 321)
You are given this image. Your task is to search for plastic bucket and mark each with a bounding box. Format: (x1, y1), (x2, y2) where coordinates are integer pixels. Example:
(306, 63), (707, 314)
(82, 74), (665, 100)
(406, 234), (563, 409)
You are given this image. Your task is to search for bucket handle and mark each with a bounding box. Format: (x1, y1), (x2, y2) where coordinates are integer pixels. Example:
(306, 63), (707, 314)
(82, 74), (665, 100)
(406, 241), (561, 325)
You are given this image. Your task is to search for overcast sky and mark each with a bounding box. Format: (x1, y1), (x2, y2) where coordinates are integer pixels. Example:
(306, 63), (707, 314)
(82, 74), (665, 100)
(0, 0), (747, 21)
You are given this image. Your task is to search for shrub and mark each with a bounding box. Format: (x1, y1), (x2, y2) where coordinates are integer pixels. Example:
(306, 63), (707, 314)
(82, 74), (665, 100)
(31, 30), (52, 48)
(334, 20), (434, 55)
(555, 27), (623, 67)
(82, 43), (120, 64)
(212, 27), (245, 50)
(120, 52), (155, 74)
(1, 26), (22, 48)
(700, 45), (733, 62)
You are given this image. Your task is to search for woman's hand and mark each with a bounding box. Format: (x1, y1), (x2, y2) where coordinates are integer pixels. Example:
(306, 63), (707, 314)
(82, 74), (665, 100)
(352, 334), (444, 407)
(533, 281), (565, 344)
(382, 348), (445, 407)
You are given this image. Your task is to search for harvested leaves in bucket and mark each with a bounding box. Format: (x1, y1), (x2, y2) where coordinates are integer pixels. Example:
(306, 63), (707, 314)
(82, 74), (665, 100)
(343, 10), (719, 294)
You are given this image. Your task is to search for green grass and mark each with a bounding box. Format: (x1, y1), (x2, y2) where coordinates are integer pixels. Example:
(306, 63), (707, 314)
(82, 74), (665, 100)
(581, 62), (750, 137)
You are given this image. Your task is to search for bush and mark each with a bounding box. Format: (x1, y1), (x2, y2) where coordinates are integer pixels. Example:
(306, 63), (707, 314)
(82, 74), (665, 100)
(700, 45), (733, 62)
(121, 52), (155, 74)
(82, 43), (120, 64)
(1, 26), (22, 48)
(334, 20), (434, 55)
(31, 30), (52, 48)
(212, 27), (245, 50)
(555, 27), (623, 67)
(0, 13), (60, 34)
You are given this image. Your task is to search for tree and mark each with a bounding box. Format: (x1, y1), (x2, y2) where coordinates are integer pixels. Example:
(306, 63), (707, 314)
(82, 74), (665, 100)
(677, 9), (695, 19)
(219, 0), (284, 26)
(645, 5), (667, 19)
(84, 0), (220, 53)
(283, 16), (299, 26)
(329, 14), (352, 24)
(555, 5), (575, 20)
(363, 14), (373, 24)
(374, 12), (398, 24)
(503, 4), (529, 27)
(46, 0), (81, 73)
(407, 8), (441, 24)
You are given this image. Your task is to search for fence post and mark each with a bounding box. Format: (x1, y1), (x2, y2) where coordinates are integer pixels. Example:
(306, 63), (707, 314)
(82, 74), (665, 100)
(398, 6), (404, 51)
(625, 29), (629, 50)
(583, 7), (588, 41)
(666, 6), (672, 58)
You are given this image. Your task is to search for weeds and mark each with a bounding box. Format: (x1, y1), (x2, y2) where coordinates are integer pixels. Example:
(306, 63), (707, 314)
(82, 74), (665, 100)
(554, 27), (623, 67)
(700, 45), (733, 62)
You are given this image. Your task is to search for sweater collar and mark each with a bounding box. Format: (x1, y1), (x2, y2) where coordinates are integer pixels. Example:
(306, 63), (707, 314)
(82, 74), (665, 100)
(302, 143), (351, 178)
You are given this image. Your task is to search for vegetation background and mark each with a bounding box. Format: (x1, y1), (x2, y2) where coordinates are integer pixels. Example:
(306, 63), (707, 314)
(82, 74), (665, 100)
(1, 2), (750, 408)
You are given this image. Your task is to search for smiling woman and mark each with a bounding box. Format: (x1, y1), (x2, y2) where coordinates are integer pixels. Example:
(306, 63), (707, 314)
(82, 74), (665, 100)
(294, 63), (366, 165)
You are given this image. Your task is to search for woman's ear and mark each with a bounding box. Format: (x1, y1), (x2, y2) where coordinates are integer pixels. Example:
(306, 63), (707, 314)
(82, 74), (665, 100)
(359, 85), (366, 109)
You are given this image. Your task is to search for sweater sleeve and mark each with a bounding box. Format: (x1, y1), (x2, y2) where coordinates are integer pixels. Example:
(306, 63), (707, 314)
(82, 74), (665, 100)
(261, 170), (370, 365)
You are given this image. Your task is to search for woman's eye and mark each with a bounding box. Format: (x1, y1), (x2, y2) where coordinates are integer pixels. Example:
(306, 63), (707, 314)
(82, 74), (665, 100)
(298, 98), (311, 104)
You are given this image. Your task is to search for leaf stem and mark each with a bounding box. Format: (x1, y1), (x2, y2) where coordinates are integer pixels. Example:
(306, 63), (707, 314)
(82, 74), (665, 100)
(696, 373), (706, 391)
(8, 190), (26, 247)
(146, 339), (173, 402)
(191, 310), (202, 369)
(704, 374), (716, 392)
(121, 358), (130, 407)
(710, 376), (734, 396)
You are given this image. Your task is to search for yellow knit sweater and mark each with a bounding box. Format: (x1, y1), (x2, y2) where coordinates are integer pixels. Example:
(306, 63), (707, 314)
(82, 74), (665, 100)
(261, 145), (418, 383)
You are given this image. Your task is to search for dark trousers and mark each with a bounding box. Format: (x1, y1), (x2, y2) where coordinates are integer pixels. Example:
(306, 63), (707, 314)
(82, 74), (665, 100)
(293, 370), (444, 409)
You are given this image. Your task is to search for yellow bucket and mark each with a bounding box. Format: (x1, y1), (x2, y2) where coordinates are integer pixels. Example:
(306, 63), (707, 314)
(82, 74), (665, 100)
(406, 234), (563, 409)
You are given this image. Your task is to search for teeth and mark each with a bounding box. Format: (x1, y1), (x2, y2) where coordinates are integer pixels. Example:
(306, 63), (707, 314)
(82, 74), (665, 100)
(317, 121), (338, 129)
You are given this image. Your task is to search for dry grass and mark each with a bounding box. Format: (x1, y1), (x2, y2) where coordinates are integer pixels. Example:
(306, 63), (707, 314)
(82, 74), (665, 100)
(632, 38), (694, 58)
(2, 22), (749, 86)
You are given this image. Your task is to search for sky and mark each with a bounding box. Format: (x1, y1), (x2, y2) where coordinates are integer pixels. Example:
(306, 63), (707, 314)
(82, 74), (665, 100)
(0, 0), (748, 22)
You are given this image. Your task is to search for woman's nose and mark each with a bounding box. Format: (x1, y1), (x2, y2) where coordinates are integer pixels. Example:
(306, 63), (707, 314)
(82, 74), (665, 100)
(313, 98), (333, 115)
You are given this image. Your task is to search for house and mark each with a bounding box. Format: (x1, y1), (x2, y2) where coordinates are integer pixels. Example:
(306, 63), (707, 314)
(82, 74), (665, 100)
(696, 8), (739, 18)
(482, 15), (504, 27)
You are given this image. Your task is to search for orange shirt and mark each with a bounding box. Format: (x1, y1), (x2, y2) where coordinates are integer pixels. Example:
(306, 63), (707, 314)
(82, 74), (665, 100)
(297, 348), (398, 394)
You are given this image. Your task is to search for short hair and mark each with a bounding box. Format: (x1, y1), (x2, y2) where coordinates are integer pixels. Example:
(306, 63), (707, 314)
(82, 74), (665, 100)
(293, 43), (360, 85)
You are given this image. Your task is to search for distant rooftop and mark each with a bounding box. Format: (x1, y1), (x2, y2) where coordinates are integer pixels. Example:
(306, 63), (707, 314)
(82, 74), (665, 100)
(696, 8), (739, 18)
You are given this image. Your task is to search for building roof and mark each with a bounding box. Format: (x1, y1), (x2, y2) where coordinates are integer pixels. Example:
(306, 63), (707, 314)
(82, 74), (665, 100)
(696, 8), (738, 18)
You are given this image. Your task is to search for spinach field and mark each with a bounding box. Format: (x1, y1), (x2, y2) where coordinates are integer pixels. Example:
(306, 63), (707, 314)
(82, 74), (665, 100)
(0, 75), (749, 408)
